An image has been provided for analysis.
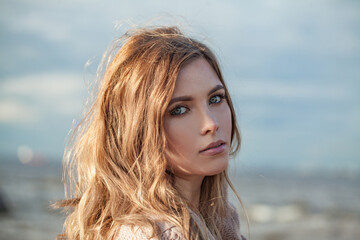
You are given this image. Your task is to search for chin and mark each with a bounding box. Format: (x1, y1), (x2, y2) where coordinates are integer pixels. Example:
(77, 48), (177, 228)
(205, 157), (229, 176)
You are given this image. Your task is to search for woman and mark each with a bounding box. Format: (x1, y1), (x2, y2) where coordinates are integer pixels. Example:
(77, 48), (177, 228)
(57, 26), (246, 240)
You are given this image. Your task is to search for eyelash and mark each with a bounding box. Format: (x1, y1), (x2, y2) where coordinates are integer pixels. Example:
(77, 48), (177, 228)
(169, 94), (226, 116)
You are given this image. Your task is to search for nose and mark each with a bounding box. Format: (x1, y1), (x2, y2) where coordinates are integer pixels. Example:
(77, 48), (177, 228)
(200, 108), (219, 135)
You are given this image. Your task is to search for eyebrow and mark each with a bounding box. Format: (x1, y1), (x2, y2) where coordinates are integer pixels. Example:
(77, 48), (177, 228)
(169, 84), (225, 106)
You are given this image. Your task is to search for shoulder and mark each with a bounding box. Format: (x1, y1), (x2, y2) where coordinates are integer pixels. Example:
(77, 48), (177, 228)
(158, 221), (184, 240)
(223, 202), (248, 240)
(225, 202), (240, 229)
(116, 222), (185, 240)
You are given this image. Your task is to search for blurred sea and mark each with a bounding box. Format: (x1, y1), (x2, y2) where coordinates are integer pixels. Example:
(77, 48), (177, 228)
(0, 158), (359, 240)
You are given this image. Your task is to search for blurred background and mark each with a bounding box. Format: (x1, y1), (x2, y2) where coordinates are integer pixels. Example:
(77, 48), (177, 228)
(0, 0), (359, 239)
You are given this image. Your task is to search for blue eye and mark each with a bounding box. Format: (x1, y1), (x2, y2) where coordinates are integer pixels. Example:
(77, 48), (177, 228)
(209, 95), (225, 104)
(170, 106), (188, 115)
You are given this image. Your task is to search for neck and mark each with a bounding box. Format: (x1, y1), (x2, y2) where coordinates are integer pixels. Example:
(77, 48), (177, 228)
(174, 175), (204, 208)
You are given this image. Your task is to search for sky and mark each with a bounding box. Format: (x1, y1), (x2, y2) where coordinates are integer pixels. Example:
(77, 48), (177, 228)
(0, 0), (359, 172)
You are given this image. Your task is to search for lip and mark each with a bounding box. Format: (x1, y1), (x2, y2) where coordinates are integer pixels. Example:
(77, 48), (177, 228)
(199, 140), (226, 156)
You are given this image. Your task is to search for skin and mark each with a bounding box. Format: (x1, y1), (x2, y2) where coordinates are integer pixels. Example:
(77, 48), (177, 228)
(164, 57), (232, 207)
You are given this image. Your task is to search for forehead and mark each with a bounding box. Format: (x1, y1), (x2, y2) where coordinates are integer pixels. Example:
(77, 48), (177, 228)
(173, 58), (222, 97)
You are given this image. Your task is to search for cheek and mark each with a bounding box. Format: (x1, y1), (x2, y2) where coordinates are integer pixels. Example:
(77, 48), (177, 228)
(220, 104), (233, 141)
(164, 118), (195, 155)
(164, 118), (201, 176)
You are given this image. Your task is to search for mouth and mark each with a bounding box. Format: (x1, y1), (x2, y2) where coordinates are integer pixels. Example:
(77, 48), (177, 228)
(199, 140), (226, 155)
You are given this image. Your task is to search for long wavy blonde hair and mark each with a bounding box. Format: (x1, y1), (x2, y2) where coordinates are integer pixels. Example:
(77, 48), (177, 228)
(57, 26), (242, 240)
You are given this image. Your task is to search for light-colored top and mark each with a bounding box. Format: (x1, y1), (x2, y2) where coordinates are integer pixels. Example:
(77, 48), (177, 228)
(116, 206), (246, 240)
(116, 222), (183, 240)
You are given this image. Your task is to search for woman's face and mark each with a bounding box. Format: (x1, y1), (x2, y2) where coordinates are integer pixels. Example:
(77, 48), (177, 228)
(164, 57), (232, 180)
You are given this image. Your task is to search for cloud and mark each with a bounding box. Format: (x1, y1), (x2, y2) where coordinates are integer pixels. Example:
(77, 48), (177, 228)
(199, 0), (360, 63)
(0, 72), (85, 124)
(1, 2), (63, 41)
(229, 79), (352, 101)
(0, 99), (40, 124)
(1, 73), (83, 97)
